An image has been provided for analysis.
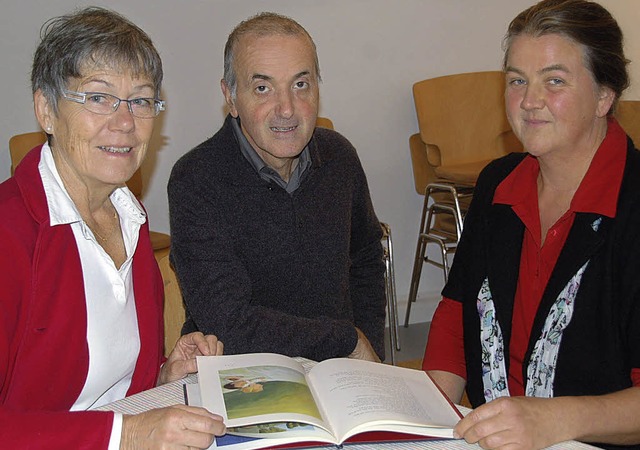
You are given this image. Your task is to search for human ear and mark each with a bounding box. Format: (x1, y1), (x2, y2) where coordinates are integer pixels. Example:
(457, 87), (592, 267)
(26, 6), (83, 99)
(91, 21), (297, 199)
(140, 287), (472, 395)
(221, 79), (239, 118)
(596, 86), (615, 118)
(34, 89), (55, 133)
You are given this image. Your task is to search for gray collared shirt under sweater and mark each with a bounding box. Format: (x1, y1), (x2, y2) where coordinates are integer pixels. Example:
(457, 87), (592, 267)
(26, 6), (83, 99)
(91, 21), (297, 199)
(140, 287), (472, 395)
(231, 117), (311, 194)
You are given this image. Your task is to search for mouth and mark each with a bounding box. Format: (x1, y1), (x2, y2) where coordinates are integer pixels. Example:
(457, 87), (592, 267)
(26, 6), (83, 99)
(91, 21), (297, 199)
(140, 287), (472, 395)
(99, 146), (133, 154)
(270, 125), (297, 133)
(522, 114), (549, 124)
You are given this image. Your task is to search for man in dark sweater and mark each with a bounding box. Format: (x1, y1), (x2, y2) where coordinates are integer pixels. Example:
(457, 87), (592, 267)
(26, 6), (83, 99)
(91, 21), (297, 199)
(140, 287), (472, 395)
(167, 12), (385, 362)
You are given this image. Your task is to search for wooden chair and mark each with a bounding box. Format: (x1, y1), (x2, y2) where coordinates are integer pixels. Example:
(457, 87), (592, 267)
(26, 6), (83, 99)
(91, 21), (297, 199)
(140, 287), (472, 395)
(157, 254), (186, 357)
(316, 116), (334, 130)
(617, 100), (640, 149)
(405, 71), (522, 326)
(8, 131), (171, 259)
(9, 131), (48, 176)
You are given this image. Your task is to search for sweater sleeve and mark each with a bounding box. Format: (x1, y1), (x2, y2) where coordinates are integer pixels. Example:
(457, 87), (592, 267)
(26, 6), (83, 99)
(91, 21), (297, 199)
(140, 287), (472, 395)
(347, 153), (387, 360)
(0, 409), (113, 449)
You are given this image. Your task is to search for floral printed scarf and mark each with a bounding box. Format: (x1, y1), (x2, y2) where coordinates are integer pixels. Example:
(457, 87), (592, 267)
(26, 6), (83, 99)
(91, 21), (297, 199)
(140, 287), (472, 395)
(478, 218), (601, 400)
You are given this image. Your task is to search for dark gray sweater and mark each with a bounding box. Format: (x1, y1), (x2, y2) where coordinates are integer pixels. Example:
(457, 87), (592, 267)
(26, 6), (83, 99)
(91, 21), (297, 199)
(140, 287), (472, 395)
(168, 115), (386, 361)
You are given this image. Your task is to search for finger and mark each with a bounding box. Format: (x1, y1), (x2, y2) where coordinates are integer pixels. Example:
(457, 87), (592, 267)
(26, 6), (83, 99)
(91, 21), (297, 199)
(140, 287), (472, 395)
(173, 406), (227, 437)
(460, 407), (517, 448)
(164, 358), (197, 382)
(191, 332), (218, 356)
(476, 429), (521, 450)
(454, 404), (496, 441)
(176, 332), (212, 358)
(201, 335), (221, 356)
(174, 404), (225, 421)
(175, 429), (217, 449)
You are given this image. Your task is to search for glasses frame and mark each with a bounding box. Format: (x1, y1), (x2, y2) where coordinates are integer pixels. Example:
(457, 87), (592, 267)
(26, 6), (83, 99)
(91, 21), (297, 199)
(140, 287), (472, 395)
(62, 89), (166, 118)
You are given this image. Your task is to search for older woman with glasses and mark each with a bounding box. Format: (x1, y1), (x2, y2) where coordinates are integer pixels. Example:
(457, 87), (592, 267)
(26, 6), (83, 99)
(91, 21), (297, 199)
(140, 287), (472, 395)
(0, 7), (225, 449)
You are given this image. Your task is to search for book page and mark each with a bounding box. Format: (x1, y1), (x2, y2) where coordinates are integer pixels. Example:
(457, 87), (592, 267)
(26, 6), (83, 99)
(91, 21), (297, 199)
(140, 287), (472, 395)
(197, 354), (332, 435)
(307, 358), (460, 442)
(186, 383), (337, 450)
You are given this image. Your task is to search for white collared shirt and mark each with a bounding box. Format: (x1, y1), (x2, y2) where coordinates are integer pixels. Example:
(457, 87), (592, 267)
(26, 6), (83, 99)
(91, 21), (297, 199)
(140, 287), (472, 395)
(39, 144), (146, 448)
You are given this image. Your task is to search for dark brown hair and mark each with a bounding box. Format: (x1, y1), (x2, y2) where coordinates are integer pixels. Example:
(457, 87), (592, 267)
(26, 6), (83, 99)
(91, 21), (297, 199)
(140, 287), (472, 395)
(504, 0), (629, 112)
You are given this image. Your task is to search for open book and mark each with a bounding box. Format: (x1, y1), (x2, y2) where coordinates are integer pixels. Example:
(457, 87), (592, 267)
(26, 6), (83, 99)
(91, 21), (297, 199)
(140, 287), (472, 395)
(190, 353), (462, 449)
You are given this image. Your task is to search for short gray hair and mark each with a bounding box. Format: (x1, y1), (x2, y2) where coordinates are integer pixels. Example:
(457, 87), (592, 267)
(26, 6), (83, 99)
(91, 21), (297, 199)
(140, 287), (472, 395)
(31, 6), (163, 113)
(223, 12), (321, 99)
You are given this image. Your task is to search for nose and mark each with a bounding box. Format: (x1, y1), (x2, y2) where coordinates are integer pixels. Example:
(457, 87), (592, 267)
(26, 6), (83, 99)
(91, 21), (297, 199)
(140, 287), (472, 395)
(520, 83), (544, 111)
(275, 90), (294, 119)
(109, 100), (136, 132)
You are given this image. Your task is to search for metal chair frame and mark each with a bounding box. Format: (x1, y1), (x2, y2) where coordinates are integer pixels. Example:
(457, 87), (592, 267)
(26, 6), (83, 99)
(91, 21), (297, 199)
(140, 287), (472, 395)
(404, 182), (472, 327)
(380, 222), (401, 364)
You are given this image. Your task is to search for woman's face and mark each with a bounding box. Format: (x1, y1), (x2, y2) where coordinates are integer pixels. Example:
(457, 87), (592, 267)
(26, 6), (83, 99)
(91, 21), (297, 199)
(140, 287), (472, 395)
(36, 66), (157, 194)
(504, 33), (614, 159)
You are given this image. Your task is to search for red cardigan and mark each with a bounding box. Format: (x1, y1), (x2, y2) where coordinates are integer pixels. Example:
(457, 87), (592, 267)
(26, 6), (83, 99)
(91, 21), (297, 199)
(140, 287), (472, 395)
(0, 146), (164, 448)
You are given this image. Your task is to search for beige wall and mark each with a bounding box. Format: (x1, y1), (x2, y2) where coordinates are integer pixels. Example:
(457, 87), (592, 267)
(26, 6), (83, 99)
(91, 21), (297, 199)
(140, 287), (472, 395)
(1, 1), (638, 324)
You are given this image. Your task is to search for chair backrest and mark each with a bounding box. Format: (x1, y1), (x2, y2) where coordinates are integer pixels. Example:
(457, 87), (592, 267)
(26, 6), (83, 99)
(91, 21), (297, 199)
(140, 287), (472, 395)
(617, 100), (640, 149)
(157, 254), (186, 357)
(413, 71), (521, 169)
(9, 131), (144, 195)
(316, 116), (334, 130)
(9, 131), (47, 175)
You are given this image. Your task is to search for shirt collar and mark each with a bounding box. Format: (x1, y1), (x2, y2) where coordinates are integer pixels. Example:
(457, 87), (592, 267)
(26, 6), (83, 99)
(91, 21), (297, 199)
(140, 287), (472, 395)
(38, 143), (146, 227)
(231, 116), (312, 193)
(494, 118), (627, 218)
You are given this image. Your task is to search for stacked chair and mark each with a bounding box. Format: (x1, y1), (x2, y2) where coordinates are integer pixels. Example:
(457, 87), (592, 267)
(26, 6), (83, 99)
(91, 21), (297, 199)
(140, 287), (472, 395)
(404, 71), (522, 327)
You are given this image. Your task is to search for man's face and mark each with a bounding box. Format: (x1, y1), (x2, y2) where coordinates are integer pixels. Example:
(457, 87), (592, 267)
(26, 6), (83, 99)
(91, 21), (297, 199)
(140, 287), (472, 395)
(222, 33), (319, 170)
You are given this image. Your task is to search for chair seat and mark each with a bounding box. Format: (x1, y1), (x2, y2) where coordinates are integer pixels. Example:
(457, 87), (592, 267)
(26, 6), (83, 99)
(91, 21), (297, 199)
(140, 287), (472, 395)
(150, 231), (171, 262)
(150, 231), (171, 250)
(158, 254), (186, 357)
(434, 159), (494, 185)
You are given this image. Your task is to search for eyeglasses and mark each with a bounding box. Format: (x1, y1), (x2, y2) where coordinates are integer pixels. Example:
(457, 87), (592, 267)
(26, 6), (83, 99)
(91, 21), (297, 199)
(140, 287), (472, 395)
(62, 90), (166, 119)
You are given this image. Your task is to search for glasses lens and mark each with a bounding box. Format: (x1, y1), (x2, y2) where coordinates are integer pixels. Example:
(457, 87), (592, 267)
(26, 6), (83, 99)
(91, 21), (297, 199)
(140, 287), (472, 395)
(83, 93), (120, 115)
(68, 91), (162, 118)
(129, 98), (158, 118)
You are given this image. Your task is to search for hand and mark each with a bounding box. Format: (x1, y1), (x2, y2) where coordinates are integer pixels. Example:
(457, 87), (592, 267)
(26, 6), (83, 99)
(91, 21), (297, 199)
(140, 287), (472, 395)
(454, 396), (568, 449)
(120, 404), (225, 449)
(347, 328), (381, 362)
(159, 332), (224, 385)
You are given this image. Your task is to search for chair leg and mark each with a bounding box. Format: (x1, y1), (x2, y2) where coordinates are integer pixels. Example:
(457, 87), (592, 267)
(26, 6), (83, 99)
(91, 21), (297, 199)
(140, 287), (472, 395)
(405, 182), (468, 329)
(404, 236), (427, 327)
(384, 257), (396, 365)
(387, 233), (401, 352)
(442, 248), (451, 283)
(380, 222), (401, 362)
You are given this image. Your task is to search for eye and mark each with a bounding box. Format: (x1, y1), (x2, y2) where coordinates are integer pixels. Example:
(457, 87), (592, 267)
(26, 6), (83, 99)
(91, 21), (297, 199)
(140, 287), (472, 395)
(255, 85), (270, 94)
(86, 93), (112, 104)
(548, 78), (565, 86)
(130, 98), (153, 107)
(294, 81), (309, 89)
(507, 78), (526, 87)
